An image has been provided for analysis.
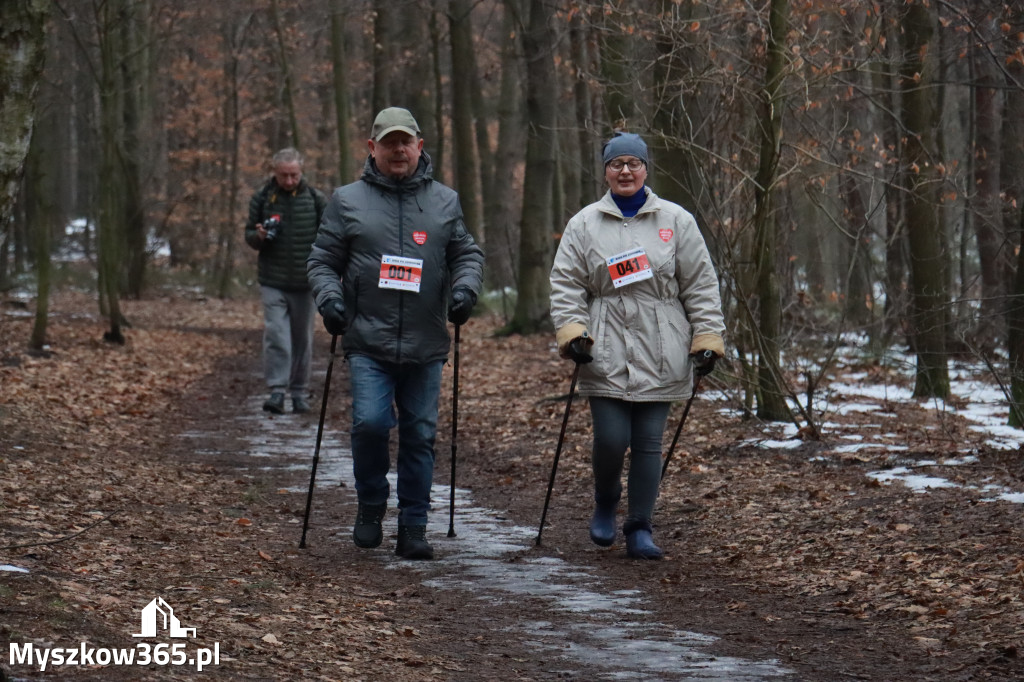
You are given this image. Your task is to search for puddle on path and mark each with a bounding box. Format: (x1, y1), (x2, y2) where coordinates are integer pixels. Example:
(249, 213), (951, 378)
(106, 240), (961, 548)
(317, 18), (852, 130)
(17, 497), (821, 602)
(187, 395), (795, 681)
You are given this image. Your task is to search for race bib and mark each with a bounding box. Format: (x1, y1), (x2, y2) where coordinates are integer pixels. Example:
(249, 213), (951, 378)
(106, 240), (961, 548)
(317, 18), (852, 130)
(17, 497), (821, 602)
(607, 248), (653, 288)
(379, 255), (423, 292)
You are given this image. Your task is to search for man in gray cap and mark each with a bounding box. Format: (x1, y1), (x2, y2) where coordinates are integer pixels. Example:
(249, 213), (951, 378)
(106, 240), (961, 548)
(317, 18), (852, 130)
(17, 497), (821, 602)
(307, 107), (484, 560)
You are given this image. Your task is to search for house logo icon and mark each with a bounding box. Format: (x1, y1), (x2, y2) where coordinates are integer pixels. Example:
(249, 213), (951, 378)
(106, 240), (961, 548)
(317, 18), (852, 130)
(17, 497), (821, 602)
(132, 597), (196, 638)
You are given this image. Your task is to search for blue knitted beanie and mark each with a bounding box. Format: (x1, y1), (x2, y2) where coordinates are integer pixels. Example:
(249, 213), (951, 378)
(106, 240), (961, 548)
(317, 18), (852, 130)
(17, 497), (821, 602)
(602, 132), (649, 165)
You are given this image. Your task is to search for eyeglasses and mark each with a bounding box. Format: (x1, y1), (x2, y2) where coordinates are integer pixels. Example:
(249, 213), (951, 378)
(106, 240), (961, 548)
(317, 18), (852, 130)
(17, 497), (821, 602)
(607, 158), (645, 172)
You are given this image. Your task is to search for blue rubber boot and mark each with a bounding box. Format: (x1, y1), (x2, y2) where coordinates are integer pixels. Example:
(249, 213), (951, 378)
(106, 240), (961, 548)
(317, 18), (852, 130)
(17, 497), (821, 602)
(589, 491), (620, 547)
(624, 518), (663, 560)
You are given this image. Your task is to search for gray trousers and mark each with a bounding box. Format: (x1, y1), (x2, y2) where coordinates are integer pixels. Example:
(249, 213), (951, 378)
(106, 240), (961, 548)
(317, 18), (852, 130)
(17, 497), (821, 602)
(260, 286), (314, 396)
(589, 397), (672, 524)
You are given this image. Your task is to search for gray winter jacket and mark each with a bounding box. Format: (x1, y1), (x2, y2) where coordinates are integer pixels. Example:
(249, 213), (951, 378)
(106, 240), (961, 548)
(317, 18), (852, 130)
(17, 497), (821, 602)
(307, 154), (484, 365)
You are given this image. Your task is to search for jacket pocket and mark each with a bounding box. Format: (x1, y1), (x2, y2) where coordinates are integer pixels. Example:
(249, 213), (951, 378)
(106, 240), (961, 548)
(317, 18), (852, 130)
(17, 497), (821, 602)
(658, 304), (691, 384)
(588, 297), (610, 375)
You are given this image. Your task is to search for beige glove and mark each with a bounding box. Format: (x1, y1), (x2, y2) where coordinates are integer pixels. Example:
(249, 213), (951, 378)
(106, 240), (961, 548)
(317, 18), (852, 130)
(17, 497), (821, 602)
(690, 333), (725, 358)
(555, 322), (593, 360)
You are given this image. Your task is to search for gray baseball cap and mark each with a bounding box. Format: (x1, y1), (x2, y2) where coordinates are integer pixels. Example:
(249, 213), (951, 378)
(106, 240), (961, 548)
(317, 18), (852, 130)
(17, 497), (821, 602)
(371, 107), (421, 142)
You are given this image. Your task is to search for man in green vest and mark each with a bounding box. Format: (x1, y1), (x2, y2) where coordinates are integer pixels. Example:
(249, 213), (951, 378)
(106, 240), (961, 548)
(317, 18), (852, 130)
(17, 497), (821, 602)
(244, 148), (327, 415)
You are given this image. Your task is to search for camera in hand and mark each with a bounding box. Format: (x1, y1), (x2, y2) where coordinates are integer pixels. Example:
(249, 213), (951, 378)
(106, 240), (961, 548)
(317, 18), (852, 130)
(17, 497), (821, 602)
(264, 215), (282, 242)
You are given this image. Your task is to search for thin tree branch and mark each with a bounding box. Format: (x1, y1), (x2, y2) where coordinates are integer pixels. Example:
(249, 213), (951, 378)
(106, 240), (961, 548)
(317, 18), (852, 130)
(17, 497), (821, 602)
(0, 510), (121, 551)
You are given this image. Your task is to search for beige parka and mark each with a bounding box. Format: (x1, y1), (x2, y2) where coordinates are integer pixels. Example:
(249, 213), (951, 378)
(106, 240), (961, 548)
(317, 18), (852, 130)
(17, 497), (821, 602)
(550, 187), (725, 402)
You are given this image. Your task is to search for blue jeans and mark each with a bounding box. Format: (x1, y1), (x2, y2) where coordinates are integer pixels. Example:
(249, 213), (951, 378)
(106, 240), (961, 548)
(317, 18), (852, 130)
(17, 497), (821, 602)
(347, 354), (444, 525)
(589, 398), (671, 524)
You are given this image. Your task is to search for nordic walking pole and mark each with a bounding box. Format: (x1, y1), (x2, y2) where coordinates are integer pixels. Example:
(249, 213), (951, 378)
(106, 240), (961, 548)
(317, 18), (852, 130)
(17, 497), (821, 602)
(447, 324), (461, 538)
(299, 334), (339, 549)
(660, 351), (713, 481)
(535, 361), (582, 547)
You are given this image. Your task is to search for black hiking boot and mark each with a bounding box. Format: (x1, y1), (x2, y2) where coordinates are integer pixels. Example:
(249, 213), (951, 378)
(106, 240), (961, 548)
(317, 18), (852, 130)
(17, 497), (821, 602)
(292, 395), (311, 414)
(395, 524), (433, 560)
(262, 392), (285, 414)
(352, 502), (386, 548)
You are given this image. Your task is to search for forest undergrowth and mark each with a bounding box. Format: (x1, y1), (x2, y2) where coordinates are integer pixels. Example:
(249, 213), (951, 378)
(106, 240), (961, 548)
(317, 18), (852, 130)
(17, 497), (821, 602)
(1, 289), (1022, 681)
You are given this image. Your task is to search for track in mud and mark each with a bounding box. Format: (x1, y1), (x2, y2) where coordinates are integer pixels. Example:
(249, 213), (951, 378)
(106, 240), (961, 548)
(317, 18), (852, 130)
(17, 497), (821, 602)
(186, 358), (794, 681)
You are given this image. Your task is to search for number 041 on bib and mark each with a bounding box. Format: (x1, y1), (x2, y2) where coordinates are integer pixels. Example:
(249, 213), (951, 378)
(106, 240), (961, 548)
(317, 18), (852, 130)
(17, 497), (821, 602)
(607, 248), (653, 288)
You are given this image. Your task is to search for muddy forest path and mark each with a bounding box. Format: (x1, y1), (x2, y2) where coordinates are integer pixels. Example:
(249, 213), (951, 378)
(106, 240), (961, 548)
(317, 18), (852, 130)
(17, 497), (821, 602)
(2, 295), (1022, 681)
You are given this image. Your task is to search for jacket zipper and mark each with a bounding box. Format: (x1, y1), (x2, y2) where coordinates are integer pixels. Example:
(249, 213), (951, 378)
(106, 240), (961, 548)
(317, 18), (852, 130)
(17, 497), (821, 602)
(395, 185), (405, 363)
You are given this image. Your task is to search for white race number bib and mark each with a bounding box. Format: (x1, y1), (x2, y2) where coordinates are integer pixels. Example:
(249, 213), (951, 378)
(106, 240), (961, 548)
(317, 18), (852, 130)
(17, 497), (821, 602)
(379, 255), (423, 292)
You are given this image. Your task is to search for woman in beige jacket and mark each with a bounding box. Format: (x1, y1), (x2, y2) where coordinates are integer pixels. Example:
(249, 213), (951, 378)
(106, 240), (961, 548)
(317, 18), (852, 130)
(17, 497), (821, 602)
(549, 132), (726, 559)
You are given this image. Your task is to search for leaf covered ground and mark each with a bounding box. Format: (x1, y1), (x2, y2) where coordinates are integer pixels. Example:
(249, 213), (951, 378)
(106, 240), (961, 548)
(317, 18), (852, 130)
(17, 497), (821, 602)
(1, 290), (1022, 681)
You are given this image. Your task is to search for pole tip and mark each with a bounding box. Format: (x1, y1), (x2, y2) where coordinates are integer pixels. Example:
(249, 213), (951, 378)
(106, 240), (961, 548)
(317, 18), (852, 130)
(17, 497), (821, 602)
(447, 528), (457, 538)
(534, 535), (542, 546)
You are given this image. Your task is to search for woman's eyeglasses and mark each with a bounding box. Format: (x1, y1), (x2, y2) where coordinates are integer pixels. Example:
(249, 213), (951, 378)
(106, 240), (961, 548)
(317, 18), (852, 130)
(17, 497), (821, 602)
(607, 159), (645, 172)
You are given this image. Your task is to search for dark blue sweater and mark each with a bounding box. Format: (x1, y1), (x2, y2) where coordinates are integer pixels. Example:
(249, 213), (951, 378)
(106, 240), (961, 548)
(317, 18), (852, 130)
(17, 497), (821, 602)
(611, 187), (647, 217)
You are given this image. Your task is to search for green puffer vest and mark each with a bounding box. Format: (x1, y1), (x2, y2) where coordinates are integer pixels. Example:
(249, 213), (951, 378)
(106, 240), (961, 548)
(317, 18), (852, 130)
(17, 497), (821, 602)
(245, 178), (327, 292)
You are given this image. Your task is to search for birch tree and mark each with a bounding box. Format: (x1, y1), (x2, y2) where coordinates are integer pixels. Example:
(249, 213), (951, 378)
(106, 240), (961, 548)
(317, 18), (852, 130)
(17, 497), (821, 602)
(0, 0), (50, 272)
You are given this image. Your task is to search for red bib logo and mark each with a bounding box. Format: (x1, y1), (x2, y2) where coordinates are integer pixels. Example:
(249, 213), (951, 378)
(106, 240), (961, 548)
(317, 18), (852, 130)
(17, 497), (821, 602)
(412, 231), (427, 245)
(659, 228), (673, 242)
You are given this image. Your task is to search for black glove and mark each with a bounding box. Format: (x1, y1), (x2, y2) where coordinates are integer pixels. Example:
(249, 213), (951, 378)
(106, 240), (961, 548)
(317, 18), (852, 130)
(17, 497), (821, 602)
(692, 349), (717, 376)
(448, 287), (476, 326)
(568, 337), (593, 364)
(320, 298), (347, 336)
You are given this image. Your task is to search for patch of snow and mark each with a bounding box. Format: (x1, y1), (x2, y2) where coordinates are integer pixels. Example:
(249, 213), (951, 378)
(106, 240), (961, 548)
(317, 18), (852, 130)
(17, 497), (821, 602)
(866, 467), (958, 491)
(831, 443), (879, 453)
(834, 402), (885, 415)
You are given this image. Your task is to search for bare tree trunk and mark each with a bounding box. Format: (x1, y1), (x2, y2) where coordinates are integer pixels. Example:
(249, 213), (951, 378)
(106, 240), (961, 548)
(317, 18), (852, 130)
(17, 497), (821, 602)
(371, 0), (392, 115)
(900, 1), (949, 399)
(1008, 208), (1024, 425)
(484, 2), (524, 296)
(752, 0), (790, 421)
(840, 173), (873, 326)
(1002, 11), (1024, 426)
(429, 7), (446, 179)
(330, 0), (352, 183)
(400, 6), (435, 167)
(509, 0), (556, 333)
(0, 0), (50, 240)
(29, 206), (51, 349)
(214, 14), (252, 299)
(868, 9), (909, 344)
(121, 0), (148, 298)
(27, 109), (54, 350)
(970, 11), (1006, 350)
(448, 0), (483, 242)
(599, 5), (635, 130)
(568, 10), (597, 205)
(269, 0), (301, 149)
(651, 0), (707, 224)
(98, 0), (126, 343)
